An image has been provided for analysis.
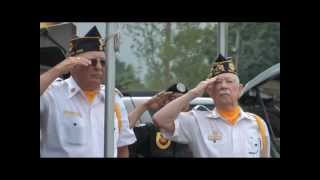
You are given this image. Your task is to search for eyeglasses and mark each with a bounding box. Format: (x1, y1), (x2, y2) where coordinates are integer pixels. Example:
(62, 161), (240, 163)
(90, 59), (106, 67)
(215, 78), (236, 84)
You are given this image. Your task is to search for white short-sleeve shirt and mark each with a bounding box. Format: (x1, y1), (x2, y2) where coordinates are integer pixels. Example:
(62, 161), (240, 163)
(40, 77), (136, 157)
(161, 108), (270, 157)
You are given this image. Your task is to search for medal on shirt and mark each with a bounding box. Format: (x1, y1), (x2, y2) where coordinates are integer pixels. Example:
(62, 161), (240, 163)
(208, 131), (222, 143)
(156, 132), (171, 149)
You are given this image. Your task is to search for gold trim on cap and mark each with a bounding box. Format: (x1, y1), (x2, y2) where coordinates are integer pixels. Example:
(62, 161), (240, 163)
(69, 36), (101, 42)
(213, 60), (233, 65)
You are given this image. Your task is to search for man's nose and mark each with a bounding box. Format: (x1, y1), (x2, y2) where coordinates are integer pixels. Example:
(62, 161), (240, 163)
(95, 61), (103, 70)
(220, 80), (228, 88)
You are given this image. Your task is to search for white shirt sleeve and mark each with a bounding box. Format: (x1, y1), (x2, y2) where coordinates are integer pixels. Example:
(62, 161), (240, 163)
(264, 121), (271, 157)
(40, 87), (52, 128)
(40, 78), (61, 114)
(40, 78), (62, 131)
(40, 92), (49, 115)
(116, 95), (137, 147)
(258, 117), (271, 157)
(161, 111), (196, 144)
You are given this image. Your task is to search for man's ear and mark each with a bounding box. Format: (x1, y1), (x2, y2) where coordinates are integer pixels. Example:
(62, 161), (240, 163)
(238, 83), (244, 98)
(239, 83), (244, 91)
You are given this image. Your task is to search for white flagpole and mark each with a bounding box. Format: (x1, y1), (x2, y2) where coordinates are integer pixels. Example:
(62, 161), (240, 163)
(217, 22), (228, 57)
(104, 23), (115, 157)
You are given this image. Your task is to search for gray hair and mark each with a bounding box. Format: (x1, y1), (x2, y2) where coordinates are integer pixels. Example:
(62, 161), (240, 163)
(230, 73), (240, 85)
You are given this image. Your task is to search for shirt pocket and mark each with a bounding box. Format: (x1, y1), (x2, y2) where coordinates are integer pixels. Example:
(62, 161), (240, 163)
(63, 115), (86, 145)
(247, 135), (260, 156)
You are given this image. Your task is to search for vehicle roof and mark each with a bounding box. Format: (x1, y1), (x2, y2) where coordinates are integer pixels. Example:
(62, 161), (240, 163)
(241, 63), (280, 97)
(122, 96), (214, 105)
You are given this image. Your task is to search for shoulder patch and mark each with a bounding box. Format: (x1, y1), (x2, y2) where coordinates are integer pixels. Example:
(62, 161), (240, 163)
(192, 105), (210, 112)
(50, 77), (65, 89)
(250, 113), (263, 119)
(56, 77), (63, 81)
(52, 77), (63, 84)
(191, 109), (211, 118)
(245, 112), (267, 131)
(245, 112), (260, 120)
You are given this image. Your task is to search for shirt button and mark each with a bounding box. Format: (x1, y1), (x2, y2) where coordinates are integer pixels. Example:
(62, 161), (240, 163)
(71, 88), (76, 93)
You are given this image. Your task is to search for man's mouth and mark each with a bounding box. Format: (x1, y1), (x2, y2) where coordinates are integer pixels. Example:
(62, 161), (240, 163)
(91, 73), (103, 78)
(219, 91), (230, 96)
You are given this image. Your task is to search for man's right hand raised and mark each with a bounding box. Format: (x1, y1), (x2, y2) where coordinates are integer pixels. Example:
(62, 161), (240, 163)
(189, 76), (218, 98)
(145, 91), (174, 111)
(40, 55), (91, 96)
(55, 56), (92, 74)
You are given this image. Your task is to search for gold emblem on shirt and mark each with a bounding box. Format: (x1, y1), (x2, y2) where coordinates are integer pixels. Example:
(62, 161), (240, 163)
(64, 111), (81, 117)
(208, 131), (222, 143)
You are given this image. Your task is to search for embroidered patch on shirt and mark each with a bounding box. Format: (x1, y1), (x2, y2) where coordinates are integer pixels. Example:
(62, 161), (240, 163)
(63, 111), (82, 117)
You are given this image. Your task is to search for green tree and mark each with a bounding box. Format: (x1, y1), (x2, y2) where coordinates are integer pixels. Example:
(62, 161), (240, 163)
(167, 23), (218, 89)
(126, 23), (164, 90)
(116, 59), (145, 92)
(228, 23), (280, 83)
(127, 23), (218, 90)
(126, 22), (280, 91)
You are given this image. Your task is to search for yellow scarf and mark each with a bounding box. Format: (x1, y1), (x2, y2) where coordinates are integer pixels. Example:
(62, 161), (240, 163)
(114, 103), (122, 130)
(84, 91), (122, 131)
(84, 91), (97, 104)
(217, 106), (241, 125)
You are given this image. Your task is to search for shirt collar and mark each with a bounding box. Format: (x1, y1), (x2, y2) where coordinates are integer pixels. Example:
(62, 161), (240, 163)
(65, 76), (105, 102)
(99, 85), (105, 101)
(207, 106), (254, 122)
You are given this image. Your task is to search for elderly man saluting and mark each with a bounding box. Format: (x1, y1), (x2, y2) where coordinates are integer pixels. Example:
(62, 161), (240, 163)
(40, 26), (136, 157)
(153, 54), (270, 157)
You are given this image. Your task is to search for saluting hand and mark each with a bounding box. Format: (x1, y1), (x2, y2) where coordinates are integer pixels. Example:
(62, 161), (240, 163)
(55, 56), (92, 74)
(145, 91), (175, 111)
(189, 76), (218, 98)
